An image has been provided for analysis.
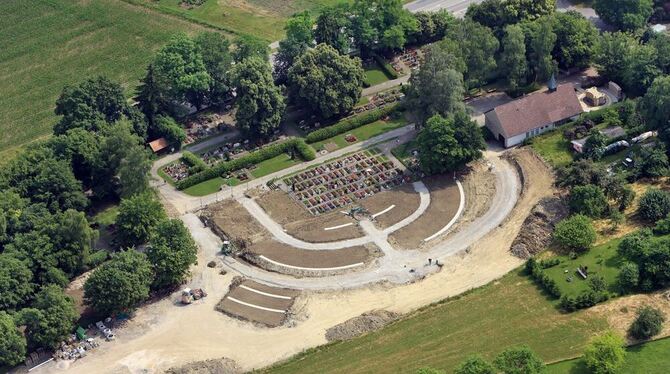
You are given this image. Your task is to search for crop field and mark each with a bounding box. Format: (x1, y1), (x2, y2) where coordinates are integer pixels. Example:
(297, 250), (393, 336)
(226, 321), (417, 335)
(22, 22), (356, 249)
(0, 0), (205, 161)
(134, 0), (350, 41)
(262, 271), (608, 374)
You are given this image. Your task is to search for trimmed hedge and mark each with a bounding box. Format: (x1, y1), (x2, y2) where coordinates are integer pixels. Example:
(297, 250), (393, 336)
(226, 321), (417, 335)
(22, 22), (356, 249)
(305, 104), (399, 144)
(181, 151), (208, 174)
(176, 138), (315, 190)
(526, 258), (562, 298)
(372, 53), (399, 80)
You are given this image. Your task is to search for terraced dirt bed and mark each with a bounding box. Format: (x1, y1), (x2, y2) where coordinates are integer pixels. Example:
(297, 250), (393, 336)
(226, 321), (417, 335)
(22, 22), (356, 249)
(245, 240), (377, 276)
(255, 191), (363, 243)
(205, 200), (268, 244)
(388, 176), (461, 249)
(217, 280), (299, 328)
(359, 184), (420, 229)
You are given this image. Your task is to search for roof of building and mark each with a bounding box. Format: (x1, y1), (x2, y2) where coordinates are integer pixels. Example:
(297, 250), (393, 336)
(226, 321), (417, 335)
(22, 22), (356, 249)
(148, 137), (169, 153)
(490, 84), (584, 138)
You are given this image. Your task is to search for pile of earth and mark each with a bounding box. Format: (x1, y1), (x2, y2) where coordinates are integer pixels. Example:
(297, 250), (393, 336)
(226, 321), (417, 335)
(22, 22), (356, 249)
(325, 310), (400, 342)
(166, 357), (241, 374)
(510, 196), (568, 259)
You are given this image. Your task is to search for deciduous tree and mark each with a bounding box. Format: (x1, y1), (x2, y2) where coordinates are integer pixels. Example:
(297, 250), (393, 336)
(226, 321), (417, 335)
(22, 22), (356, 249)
(630, 306), (665, 339)
(583, 330), (626, 374)
(0, 311), (26, 366)
(116, 192), (166, 247)
(20, 285), (77, 349)
(493, 345), (545, 374)
(275, 11), (314, 83)
(499, 25), (528, 91)
(595, 0), (654, 31)
(554, 214), (597, 252)
(147, 219), (198, 289)
(0, 254), (34, 310)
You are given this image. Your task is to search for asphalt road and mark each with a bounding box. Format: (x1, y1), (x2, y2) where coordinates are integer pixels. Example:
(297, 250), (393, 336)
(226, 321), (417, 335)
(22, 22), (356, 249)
(404, 0), (487, 17)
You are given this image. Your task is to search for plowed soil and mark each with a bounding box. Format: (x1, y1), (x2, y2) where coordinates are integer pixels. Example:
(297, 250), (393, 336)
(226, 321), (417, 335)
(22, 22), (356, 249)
(360, 184), (421, 229)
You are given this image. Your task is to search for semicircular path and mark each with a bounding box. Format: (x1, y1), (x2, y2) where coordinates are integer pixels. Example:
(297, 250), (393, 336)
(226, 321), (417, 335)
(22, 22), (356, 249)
(182, 155), (521, 290)
(236, 181), (430, 250)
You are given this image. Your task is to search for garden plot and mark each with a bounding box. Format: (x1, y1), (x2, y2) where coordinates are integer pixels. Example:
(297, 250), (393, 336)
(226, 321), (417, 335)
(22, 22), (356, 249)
(283, 151), (407, 215)
(217, 280), (299, 328)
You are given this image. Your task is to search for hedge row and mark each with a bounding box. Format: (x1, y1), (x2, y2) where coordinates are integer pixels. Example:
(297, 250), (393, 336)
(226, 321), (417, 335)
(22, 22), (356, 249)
(181, 151), (208, 174)
(559, 290), (609, 312)
(526, 259), (562, 298)
(176, 138), (315, 190)
(373, 53), (399, 80)
(305, 104), (399, 144)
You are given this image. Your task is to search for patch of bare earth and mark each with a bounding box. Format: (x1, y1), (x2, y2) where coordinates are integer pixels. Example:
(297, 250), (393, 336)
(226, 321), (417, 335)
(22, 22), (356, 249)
(360, 184), (420, 229)
(166, 357), (242, 374)
(588, 291), (670, 344)
(255, 190), (363, 242)
(510, 196), (568, 259)
(242, 240), (380, 277)
(325, 310), (400, 342)
(388, 175), (461, 250)
(203, 199), (268, 244)
(457, 159), (497, 226)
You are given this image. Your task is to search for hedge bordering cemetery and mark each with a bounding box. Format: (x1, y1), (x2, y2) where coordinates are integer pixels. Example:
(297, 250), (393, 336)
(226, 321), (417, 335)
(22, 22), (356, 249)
(306, 104), (399, 143)
(176, 138), (316, 190)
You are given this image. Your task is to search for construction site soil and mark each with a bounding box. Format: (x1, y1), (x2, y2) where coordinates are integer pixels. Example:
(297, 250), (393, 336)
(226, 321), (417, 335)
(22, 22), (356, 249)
(359, 184), (421, 229)
(388, 176), (461, 249)
(205, 199), (267, 244)
(216, 280), (299, 328)
(510, 196), (568, 258)
(244, 240), (378, 277)
(325, 310), (400, 342)
(166, 357), (242, 374)
(255, 190), (363, 242)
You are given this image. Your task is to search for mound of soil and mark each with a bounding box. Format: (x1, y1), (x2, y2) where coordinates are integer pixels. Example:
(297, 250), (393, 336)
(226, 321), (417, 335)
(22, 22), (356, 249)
(166, 357), (241, 374)
(325, 310), (400, 341)
(510, 196), (568, 259)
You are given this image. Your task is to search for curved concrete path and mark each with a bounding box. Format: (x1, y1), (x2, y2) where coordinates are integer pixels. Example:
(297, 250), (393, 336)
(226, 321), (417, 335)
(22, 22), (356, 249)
(182, 154), (520, 290)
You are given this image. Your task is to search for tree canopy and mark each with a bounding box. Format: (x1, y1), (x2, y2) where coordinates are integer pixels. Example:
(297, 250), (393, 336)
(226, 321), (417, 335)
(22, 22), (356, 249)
(493, 345), (545, 374)
(20, 285), (77, 349)
(287, 44), (364, 120)
(417, 112), (486, 175)
(0, 311), (26, 367)
(275, 11), (314, 83)
(147, 219), (198, 289)
(554, 214), (597, 252)
(595, 0), (654, 31)
(116, 192), (167, 248)
(583, 330), (626, 374)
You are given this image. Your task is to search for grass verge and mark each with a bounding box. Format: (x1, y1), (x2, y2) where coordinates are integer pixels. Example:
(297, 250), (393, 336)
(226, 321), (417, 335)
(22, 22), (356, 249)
(311, 118), (408, 151)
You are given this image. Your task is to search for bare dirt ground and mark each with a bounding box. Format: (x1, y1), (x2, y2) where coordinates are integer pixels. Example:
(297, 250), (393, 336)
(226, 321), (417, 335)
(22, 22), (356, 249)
(360, 184), (420, 229)
(457, 160), (497, 226)
(510, 196), (568, 259)
(41, 151), (556, 374)
(325, 310), (400, 341)
(388, 175), (461, 249)
(247, 240), (376, 267)
(166, 357), (241, 374)
(205, 199), (268, 243)
(589, 291), (670, 344)
(255, 190), (363, 242)
(216, 280), (299, 328)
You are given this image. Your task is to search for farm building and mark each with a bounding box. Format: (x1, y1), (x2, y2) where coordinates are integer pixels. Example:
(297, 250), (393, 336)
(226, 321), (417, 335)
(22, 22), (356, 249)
(485, 83), (584, 147)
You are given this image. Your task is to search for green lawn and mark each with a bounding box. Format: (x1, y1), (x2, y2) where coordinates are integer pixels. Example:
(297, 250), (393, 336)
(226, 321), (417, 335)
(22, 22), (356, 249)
(364, 66), (391, 86)
(543, 238), (625, 297)
(391, 139), (418, 166)
(547, 337), (670, 374)
(529, 127), (574, 168)
(133, 0), (349, 41)
(182, 176), (240, 196)
(250, 153), (302, 178)
(261, 271), (608, 374)
(0, 0), (203, 161)
(93, 206), (119, 227)
(311, 117), (409, 151)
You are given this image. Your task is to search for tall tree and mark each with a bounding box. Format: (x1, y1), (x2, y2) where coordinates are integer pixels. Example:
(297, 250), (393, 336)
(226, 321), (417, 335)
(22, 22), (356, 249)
(116, 192), (167, 247)
(640, 75), (670, 134)
(551, 11), (598, 69)
(583, 330), (626, 373)
(84, 250), (153, 315)
(147, 219), (198, 289)
(493, 345), (545, 374)
(417, 111), (486, 174)
(49, 209), (97, 275)
(232, 34), (270, 63)
(275, 11), (315, 83)
(525, 17), (557, 82)
(231, 57), (286, 140)
(136, 64), (167, 125)
(20, 285), (77, 349)
(500, 25), (528, 91)
(448, 19), (499, 89)
(0, 311), (26, 366)
(194, 32), (233, 105)
(595, 0), (654, 31)
(118, 145), (152, 198)
(315, 4), (351, 54)
(152, 33), (212, 110)
(0, 254), (34, 310)
(651, 33), (670, 74)
(455, 355), (496, 374)
(287, 44), (364, 120)
(349, 0), (417, 53)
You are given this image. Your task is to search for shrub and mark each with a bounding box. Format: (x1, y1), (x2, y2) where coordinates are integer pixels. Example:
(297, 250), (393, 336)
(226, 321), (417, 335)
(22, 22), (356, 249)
(181, 151), (207, 174)
(526, 259), (562, 298)
(86, 250), (109, 269)
(653, 217), (670, 235)
(588, 275), (607, 293)
(493, 345), (544, 374)
(553, 215), (597, 252)
(560, 295), (577, 312)
(629, 306), (665, 340)
(638, 189), (670, 222)
(583, 330), (626, 374)
(305, 104), (399, 143)
(539, 258), (560, 269)
(176, 138), (315, 189)
(617, 262), (640, 293)
(569, 184), (608, 218)
(372, 53), (399, 79)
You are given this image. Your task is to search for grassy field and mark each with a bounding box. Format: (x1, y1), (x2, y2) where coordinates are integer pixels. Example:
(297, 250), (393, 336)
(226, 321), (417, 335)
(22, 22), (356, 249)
(529, 126), (574, 168)
(547, 337), (670, 374)
(0, 0), (204, 160)
(262, 271), (609, 374)
(364, 65), (391, 86)
(182, 176), (241, 196)
(134, 0), (349, 41)
(311, 117), (409, 151)
(250, 153), (301, 178)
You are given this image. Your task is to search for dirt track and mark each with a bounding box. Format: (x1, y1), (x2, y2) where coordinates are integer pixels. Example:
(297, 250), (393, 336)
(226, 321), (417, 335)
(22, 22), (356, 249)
(40, 149), (556, 374)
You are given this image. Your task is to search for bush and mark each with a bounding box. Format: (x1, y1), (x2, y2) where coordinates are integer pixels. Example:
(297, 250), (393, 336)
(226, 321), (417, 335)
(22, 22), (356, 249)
(305, 104), (399, 143)
(181, 151), (207, 174)
(372, 53), (399, 79)
(654, 217), (670, 235)
(569, 184), (608, 218)
(176, 138), (315, 189)
(526, 259), (562, 298)
(86, 250), (109, 268)
(553, 215), (597, 252)
(617, 262), (640, 293)
(583, 331), (626, 374)
(638, 189), (670, 222)
(629, 306), (665, 340)
(539, 258), (560, 269)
